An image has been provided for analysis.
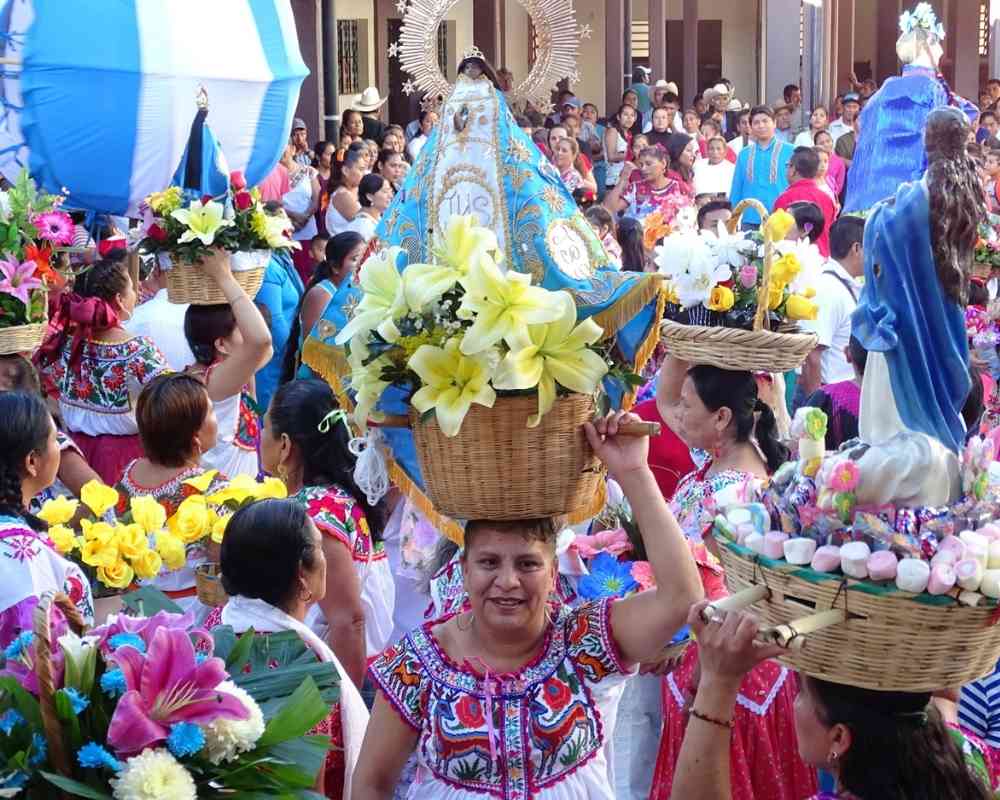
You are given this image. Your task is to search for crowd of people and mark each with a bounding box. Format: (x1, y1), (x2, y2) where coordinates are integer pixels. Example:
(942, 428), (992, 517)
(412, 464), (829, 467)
(5, 53), (1000, 800)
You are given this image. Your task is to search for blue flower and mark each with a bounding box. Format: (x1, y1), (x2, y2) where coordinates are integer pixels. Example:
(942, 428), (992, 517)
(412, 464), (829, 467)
(166, 722), (205, 758)
(0, 770), (27, 789)
(77, 742), (123, 772)
(195, 652), (208, 665)
(3, 631), (34, 660)
(28, 732), (46, 766)
(577, 553), (639, 600)
(99, 668), (127, 698)
(108, 633), (146, 653)
(670, 624), (691, 645)
(60, 687), (90, 715)
(0, 709), (24, 735)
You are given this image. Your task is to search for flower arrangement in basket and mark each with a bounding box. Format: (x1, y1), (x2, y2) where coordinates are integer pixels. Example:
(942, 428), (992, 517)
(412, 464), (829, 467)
(336, 214), (649, 519)
(36, 475), (286, 599)
(973, 215), (1000, 278)
(0, 170), (72, 354)
(654, 201), (820, 372)
(136, 171), (298, 304)
(0, 595), (337, 798)
(699, 406), (1000, 691)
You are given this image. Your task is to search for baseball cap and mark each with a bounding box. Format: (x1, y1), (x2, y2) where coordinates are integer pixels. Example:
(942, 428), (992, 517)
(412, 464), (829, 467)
(562, 97), (582, 109)
(292, 117), (307, 130)
(842, 92), (861, 105)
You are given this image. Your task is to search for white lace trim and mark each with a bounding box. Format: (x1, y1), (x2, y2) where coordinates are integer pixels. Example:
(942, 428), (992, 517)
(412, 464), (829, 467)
(666, 665), (789, 717)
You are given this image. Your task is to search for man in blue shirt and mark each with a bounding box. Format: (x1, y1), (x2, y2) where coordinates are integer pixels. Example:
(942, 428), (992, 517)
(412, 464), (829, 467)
(729, 105), (795, 228)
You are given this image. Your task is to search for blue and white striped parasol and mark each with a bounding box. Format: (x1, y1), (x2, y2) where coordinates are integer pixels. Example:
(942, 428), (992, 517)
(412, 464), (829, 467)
(0, 0), (308, 216)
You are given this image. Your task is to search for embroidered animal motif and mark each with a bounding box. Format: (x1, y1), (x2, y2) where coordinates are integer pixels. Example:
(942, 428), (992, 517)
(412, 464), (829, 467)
(528, 698), (596, 777)
(431, 696), (495, 782)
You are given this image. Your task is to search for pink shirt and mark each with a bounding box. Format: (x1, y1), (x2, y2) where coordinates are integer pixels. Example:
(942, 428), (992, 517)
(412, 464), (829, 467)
(257, 163), (290, 203)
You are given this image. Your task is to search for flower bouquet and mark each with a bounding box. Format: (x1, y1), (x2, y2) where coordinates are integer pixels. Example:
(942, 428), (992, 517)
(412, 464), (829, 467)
(336, 214), (647, 519)
(136, 171), (298, 305)
(0, 170), (73, 354)
(973, 216), (1000, 278)
(0, 593), (337, 798)
(654, 200), (820, 372)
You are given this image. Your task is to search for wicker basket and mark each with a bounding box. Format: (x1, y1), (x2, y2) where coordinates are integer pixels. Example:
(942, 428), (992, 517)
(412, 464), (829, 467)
(0, 319), (48, 355)
(715, 538), (1000, 691)
(660, 198), (818, 371)
(973, 260), (996, 280)
(34, 591), (87, 778)
(410, 393), (602, 520)
(195, 562), (228, 607)
(164, 250), (269, 305)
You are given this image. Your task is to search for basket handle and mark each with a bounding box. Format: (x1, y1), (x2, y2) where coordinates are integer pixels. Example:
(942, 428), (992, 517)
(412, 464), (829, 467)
(374, 415), (661, 437)
(700, 585), (849, 651)
(33, 591), (87, 778)
(725, 198), (773, 333)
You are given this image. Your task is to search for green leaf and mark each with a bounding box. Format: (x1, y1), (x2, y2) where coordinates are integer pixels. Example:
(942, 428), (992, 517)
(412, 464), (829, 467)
(0, 676), (43, 729)
(39, 772), (112, 799)
(257, 678), (328, 747)
(225, 628), (256, 672)
(120, 586), (183, 616)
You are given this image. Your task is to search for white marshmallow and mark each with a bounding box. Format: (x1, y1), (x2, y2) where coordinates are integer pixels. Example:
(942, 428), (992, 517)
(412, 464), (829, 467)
(727, 508), (752, 528)
(895, 559), (931, 593)
(988, 540), (1000, 570)
(960, 531), (989, 569)
(840, 541), (871, 579)
(982, 569), (1000, 599)
(956, 558), (985, 592)
(745, 532), (766, 556)
(783, 537), (817, 565)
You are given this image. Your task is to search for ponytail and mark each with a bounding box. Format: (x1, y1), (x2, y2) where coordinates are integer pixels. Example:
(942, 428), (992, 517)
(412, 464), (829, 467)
(753, 398), (789, 474)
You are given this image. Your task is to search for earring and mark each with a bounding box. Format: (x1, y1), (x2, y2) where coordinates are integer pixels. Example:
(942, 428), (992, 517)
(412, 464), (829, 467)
(828, 750), (839, 763)
(277, 464), (289, 483)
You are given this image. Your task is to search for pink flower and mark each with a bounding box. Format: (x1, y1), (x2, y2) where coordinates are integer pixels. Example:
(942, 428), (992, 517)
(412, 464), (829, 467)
(33, 211), (74, 246)
(0, 256), (41, 305)
(234, 191), (253, 211)
(107, 626), (248, 755)
(829, 460), (860, 493)
(738, 264), (758, 289)
(230, 170), (247, 190)
(631, 561), (655, 590)
(91, 609), (210, 654)
(571, 528), (632, 558)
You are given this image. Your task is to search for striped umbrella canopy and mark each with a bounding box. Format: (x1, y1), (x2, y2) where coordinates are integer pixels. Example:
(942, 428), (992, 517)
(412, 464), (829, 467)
(0, 0), (308, 216)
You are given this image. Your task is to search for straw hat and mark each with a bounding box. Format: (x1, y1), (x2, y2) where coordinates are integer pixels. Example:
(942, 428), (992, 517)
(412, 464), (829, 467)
(353, 87), (388, 112)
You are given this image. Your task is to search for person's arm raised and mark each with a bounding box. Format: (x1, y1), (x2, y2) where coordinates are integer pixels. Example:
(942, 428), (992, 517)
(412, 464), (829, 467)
(198, 248), (273, 402)
(584, 411), (703, 666)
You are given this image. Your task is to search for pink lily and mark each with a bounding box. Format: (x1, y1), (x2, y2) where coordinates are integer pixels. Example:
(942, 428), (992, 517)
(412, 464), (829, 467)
(107, 626), (248, 755)
(571, 528), (633, 559)
(91, 609), (211, 654)
(0, 257), (41, 305)
(631, 561), (655, 591)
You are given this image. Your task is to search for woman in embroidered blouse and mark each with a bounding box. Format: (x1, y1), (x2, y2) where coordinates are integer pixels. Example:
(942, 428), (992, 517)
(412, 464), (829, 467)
(114, 374), (227, 608)
(554, 137), (597, 199)
(0, 391), (93, 646)
(669, 604), (994, 800)
(260, 379), (394, 688)
(36, 255), (169, 485)
(351, 411), (704, 800)
(183, 248), (273, 480)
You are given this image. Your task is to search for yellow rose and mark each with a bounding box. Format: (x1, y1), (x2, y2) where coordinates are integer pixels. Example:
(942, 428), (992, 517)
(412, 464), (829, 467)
(116, 524), (148, 560)
(763, 209), (795, 241)
(131, 548), (163, 580)
(182, 469), (220, 493)
(155, 531), (187, 571)
(81, 537), (118, 569)
(210, 513), (233, 545)
(80, 519), (116, 544)
(255, 477), (288, 500)
(37, 496), (79, 526)
(130, 495), (167, 534)
(768, 281), (786, 310)
(80, 480), (120, 518)
(97, 560), (134, 590)
(785, 294), (819, 321)
(706, 285), (735, 312)
(48, 524), (77, 555)
(770, 253), (801, 286)
(205, 475), (260, 506)
(168, 495), (211, 544)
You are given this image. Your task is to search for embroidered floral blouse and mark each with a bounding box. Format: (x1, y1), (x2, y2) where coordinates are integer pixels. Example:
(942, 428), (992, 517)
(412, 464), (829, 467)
(38, 336), (168, 436)
(370, 598), (635, 799)
(296, 484), (396, 657)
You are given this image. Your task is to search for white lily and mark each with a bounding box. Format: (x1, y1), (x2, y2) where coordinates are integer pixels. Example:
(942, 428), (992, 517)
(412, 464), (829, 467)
(171, 199), (233, 246)
(335, 247), (407, 345)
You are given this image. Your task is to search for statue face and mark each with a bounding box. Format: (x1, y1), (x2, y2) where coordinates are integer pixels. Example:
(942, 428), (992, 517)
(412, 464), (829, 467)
(463, 61), (483, 79)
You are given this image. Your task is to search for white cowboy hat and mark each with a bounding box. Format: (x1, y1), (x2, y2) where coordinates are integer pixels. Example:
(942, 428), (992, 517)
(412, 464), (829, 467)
(353, 87), (388, 112)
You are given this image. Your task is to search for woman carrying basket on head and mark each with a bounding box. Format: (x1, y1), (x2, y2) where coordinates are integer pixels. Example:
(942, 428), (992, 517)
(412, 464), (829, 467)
(350, 411), (704, 799)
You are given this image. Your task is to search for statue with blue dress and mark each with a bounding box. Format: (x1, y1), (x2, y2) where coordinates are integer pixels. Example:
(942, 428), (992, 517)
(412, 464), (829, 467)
(843, 2), (977, 214)
(849, 106), (986, 508)
(300, 52), (666, 538)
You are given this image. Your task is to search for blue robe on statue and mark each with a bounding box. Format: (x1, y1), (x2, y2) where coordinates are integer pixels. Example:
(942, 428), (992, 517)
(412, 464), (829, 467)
(844, 65), (977, 213)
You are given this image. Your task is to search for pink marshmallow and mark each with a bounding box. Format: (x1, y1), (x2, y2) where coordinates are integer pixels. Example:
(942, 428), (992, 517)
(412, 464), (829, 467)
(763, 531), (789, 560)
(811, 544), (841, 573)
(866, 550), (898, 582)
(938, 535), (967, 562)
(979, 524), (1000, 542)
(927, 563), (957, 595)
(734, 523), (755, 545)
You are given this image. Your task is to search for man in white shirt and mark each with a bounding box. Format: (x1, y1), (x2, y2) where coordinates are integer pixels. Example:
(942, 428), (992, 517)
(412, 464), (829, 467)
(693, 137), (735, 197)
(799, 215), (865, 398)
(828, 92), (861, 142)
(125, 263), (194, 371)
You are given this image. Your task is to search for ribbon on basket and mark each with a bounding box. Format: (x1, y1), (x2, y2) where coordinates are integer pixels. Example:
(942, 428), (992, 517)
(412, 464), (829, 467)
(349, 426), (391, 507)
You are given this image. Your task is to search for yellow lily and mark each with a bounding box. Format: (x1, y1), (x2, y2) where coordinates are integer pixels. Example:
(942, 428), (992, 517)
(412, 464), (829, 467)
(334, 247), (406, 345)
(457, 258), (563, 355)
(130, 495), (167, 535)
(493, 292), (608, 427)
(408, 338), (497, 437)
(38, 495), (79, 526)
(171, 199), (233, 246)
(182, 469), (220, 493)
(763, 209), (795, 242)
(347, 337), (391, 428)
(80, 480), (119, 518)
(433, 214), (499, 272)
(205, 474), (260, 506)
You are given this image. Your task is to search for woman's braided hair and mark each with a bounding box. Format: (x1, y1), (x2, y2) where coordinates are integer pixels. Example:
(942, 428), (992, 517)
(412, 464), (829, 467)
(0, 391), (53, 528)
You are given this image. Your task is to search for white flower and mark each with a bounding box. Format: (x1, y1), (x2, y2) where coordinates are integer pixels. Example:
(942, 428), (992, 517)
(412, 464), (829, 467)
(773, 238), (824, 294)
(673, 248), (732, 309)
(704, 223), (754, 268)
(0, 192), (12, 222)
(653, 230), (711, 280)
(200, 681), (265, 765)
(110, 749), (197, 800)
